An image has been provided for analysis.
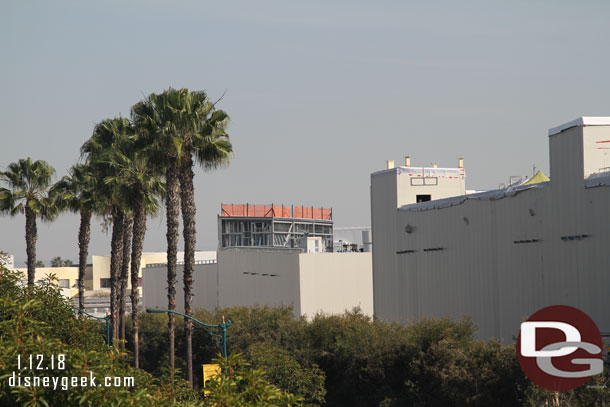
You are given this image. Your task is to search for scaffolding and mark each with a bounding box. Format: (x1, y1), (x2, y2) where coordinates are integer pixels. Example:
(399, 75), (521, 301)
(218, 203), (334, 251)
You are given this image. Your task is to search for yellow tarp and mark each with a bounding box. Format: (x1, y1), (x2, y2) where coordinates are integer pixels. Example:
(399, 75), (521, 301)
(523, 170), (550, 185)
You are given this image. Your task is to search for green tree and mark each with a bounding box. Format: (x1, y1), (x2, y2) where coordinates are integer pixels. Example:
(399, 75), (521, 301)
(104, 144), (165, 367)
(81, 117), (134, 343)
(50, 256), (74, 267)
(176, 89), (232, 387)
(52, 163), (99, 311)
(247, 343), (326, 406)
(132, 90), (183, 376)
(0, 263), (200, 406)
(133, 88), (233, 386)
(203, 354), (302, 407)
(119, 215), (133, 345)
(0, 158), (58, 285)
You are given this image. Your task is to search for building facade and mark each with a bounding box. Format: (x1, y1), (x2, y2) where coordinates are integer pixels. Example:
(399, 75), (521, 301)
(142, 248), (373, 318)
(371, 117), (610, 342)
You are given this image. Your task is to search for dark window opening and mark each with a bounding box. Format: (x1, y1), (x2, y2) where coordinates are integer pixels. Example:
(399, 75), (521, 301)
(100, 278), (111, 288)
(416, 194), (431, 203)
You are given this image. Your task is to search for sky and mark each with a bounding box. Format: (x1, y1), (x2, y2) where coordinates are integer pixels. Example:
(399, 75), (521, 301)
(1, 0), (610, 266)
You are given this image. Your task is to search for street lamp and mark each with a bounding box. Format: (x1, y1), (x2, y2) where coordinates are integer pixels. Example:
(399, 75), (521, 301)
(146, 307), (232, 358)
(73, 307), (111, 346)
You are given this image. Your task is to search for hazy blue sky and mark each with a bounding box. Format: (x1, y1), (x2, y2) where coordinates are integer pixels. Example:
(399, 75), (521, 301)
(2, 0), (610, 266)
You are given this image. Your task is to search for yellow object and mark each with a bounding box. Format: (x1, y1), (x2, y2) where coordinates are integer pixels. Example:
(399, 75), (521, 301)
(203, 363), (221, 395)
(523, 170), (550, 185)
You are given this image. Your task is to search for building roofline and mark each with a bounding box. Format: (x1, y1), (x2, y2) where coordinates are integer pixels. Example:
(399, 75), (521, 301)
(548, 117), (610, 137)
(371, 166), (465, 178)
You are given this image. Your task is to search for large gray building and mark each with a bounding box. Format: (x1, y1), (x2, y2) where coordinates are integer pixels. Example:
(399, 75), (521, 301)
(371, 117), (610, 342)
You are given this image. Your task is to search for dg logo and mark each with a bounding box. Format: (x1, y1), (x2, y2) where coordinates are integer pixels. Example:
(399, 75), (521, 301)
(517, 305), (603, 391)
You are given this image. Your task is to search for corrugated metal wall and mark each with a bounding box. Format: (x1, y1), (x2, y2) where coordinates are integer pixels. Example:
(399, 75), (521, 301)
(372, 124), (610, 343)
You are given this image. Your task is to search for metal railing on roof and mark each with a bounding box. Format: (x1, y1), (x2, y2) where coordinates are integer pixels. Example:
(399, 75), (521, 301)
(145, 259), (218, 269)
(220, 203), (332, 220)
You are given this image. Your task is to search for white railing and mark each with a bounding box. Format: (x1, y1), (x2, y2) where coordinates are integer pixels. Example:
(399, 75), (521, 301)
(145, 259), (218, 268)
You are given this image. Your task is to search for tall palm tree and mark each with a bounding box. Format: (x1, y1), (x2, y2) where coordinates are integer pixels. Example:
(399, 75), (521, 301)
(104, 146), (164, 368)
(119, 215), (133, 345)
(134, 88), (232, 385)
(81, 117), (134, 343)
(0, 158), (57, 285)
(133, 88), (232, 384)
(51, 163), (99, 311)
(178, 90), (232, 386)
(132, 89), (183, 374)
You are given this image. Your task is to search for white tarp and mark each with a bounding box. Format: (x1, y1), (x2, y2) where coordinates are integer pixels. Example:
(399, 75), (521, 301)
(399, 182), (549, 212)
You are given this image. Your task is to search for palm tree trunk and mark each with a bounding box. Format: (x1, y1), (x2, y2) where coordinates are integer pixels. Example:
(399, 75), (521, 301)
(131, 202), (147, 369)
(25, 205), (37, 286)
(166, 157), (180, 376)
(119, 216), (133, 346)
(180, 152), (196, 388)
(109, 209), (125, 344)
(77, 209), (92, 311)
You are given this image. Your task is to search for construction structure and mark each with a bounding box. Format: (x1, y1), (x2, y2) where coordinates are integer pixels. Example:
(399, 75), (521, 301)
(218, 203), (334, 252)
(143, 205), (372, 318)
(370, 117), (610, 343)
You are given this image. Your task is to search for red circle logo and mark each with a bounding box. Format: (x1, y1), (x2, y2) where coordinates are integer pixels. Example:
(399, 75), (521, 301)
(517, 305), (603, 391)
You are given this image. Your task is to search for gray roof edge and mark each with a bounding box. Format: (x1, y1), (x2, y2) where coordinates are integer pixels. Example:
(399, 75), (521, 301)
(548, 117), (610, 137)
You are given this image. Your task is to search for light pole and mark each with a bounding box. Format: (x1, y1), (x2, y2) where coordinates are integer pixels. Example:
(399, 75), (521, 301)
(73, 307), (111, 346)
(146, 307), (232, 357)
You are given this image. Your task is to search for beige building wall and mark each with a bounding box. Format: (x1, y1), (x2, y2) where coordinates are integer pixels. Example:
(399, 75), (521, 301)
(13, 266), (79, 298)
(299, 252), (373, 317)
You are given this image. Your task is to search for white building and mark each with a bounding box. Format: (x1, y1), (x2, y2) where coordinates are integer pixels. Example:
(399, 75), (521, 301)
(371, 117), (610, 342)
(142, 248), (373, 318)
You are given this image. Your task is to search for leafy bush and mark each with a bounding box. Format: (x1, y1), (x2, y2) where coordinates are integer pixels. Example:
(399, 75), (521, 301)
(203, 353), (302, 407)
(0, 267), (196, 406)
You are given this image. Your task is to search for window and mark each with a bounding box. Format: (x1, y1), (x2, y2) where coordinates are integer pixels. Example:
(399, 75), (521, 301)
(416, 194), (431, 203)
(411, 177), (438, 186)
(58, 279), (70, 288)
(100, 278), (111, 288)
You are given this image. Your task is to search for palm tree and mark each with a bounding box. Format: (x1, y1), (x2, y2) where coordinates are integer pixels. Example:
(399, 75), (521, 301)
(178, 91), (232, 386)
(51, 163), (98, 310)
(132, 89), (183, 374)
(119, 215), (133, 345)
(0, 158), (57, 285)
(104, 145), (164, 368)
(133, 88), (232, 385)
(81, 117), (134, 343)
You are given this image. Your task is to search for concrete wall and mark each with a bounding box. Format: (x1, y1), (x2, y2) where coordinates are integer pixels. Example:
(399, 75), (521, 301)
(299, 252), (373, 317)
(142, 262), (218, 312)
(218, 248), (301, 314)
(142, 249), (374, 319)
(371, 120), (610, 343)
